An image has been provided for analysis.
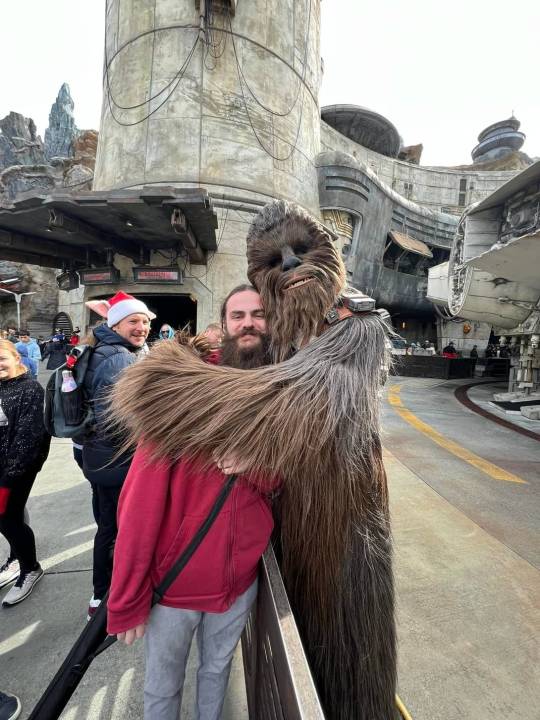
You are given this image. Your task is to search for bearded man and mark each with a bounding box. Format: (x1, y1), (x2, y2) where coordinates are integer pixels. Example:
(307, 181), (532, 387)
(112, 202), (397, 720)
(218, 284), (270, 369)
(107, 286), (275, 720)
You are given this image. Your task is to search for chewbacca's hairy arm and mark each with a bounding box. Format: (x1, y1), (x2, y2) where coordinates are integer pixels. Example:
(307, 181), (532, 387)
(111, 313), (389, 479)
(111, 342), (325, 478)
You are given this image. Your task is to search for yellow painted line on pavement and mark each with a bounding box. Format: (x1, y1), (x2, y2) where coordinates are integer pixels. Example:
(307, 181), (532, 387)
(387, 384), (527, 485)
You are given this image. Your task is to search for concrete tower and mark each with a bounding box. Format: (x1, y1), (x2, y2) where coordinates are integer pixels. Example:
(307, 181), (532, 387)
(94, 0), (322, 323)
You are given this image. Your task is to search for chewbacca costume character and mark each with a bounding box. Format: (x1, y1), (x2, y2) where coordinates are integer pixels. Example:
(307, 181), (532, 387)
(112, 201), (397, 720)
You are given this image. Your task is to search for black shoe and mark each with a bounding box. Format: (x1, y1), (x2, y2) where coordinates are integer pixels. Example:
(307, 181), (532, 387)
(0, 691), (21, 720)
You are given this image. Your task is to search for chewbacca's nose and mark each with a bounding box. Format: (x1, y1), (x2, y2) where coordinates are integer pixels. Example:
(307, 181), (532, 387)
(282, 255), (302, 272)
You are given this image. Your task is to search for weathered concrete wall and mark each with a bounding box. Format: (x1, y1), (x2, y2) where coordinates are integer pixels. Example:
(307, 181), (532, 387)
(93, 0), (322, 326)
(320, 122), (516, 214)
(96, 0), (321, 210)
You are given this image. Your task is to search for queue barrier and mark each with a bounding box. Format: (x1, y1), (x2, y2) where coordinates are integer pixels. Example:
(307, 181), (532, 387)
(242, 546), (412, 720)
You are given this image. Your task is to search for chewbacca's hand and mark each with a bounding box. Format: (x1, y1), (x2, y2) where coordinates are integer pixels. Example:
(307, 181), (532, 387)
(215, 454), (251, 475)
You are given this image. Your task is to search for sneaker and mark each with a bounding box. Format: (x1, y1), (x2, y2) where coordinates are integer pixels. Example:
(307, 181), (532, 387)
(2, 566), (44, 607)
(87, 596), (102, 622)
(0, 690), (21, 720)
(0, 559), (20, 589)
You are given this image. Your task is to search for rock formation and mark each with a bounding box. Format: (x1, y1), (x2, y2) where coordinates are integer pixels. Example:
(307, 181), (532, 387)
(0, 85), (97, 203)
(0, 112), (45, 169)
(44, 83), (77, 160)
(398, 143), (423, 165)
(73, 129), (98, 170)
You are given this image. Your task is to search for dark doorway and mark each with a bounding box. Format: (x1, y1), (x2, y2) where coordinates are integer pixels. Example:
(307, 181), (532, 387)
(52, 311), (73, 336)
(391, 314), (437, 345)
(137, 293), (197, 342)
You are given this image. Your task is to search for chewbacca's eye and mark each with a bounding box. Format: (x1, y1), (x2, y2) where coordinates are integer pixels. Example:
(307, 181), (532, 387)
(293, 242), (309, 255)
(268, 255), (281, 267)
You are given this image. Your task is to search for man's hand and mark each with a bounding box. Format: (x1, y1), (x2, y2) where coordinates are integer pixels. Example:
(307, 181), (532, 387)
(215, 455), (251, 475)
(117, 623), (146, 645)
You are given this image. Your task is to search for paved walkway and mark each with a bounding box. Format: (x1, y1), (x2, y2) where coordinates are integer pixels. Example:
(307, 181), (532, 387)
(386, 377), (539, 720)
(389, 449), (538, 720)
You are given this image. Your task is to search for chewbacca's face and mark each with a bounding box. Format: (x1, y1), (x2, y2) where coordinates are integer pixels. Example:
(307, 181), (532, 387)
(247, 214), (346, 361)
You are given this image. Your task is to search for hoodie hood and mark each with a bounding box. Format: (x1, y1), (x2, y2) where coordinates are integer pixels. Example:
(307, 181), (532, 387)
(159, 327), (175, 340)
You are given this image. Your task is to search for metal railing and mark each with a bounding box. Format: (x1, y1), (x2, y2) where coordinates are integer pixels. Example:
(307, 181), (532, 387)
(241, 546), (325, 720)
(242, 546), (413, 720)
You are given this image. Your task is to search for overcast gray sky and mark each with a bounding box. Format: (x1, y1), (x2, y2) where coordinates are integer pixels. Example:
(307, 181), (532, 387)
(1, 0), (538, 167)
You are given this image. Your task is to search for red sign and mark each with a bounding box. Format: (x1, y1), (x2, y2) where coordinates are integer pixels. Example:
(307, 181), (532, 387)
(80, 268), (119, 285)
(133, 267), (183, 284)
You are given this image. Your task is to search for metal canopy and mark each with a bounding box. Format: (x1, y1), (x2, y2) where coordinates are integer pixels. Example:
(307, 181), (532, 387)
(321, 104), (401, 158)
(388, 230), (433, 258)
(0, 186), (218, 269)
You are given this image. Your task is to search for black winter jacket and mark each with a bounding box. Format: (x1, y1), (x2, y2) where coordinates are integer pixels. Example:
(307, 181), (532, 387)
(42, 339), (68, 370)
(82, 325), (140, 487)
(0, 373), (51, 489)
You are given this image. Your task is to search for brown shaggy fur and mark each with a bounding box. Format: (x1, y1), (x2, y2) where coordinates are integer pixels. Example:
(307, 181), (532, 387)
(111, 201), (397, 719)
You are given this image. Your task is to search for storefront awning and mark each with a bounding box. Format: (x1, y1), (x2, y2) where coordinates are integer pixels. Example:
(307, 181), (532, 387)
(0, 186), (218, 268)
(388, 231), (433, 258)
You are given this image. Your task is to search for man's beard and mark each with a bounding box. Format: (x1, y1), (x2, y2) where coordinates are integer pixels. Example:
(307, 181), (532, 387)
(220, 329), (271, 369)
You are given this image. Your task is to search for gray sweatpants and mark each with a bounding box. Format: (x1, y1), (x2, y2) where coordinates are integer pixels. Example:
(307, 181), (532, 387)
(144, 580), (258, 720)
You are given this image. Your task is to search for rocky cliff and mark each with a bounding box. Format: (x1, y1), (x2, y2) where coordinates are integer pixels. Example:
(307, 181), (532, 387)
(44, 82), (77, 160)
(0, 112), (45, 168)
(0, 84), (97, 199)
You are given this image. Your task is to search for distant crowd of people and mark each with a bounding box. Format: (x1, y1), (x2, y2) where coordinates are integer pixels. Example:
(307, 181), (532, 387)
(392, 338), (516, 361)
(0, 325), (82, 377)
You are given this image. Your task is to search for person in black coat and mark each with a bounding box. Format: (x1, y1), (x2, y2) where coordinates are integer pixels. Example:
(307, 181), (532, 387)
(0, 340), (50, 607)
(42, 336), (67, 370)
(82, 292), (154, 619)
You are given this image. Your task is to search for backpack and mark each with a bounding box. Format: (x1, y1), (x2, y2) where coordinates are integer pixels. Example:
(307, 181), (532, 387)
(44, 345), (95, 438)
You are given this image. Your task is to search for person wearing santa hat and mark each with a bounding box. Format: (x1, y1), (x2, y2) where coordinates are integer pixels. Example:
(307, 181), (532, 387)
(82, 291), (155, 620)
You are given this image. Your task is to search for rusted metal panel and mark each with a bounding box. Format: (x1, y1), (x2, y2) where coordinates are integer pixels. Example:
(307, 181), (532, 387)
(242, 546), (325, 720)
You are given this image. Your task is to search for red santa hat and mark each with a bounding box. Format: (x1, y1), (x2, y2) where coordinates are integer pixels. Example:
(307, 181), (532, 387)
(86, 291), (156, 327)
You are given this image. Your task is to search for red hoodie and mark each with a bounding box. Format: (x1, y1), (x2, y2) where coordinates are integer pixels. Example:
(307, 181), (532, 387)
(107, 446), (276, 634)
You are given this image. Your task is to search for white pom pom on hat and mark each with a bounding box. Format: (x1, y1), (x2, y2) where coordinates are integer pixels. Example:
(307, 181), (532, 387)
(85, 291), (156, 327)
